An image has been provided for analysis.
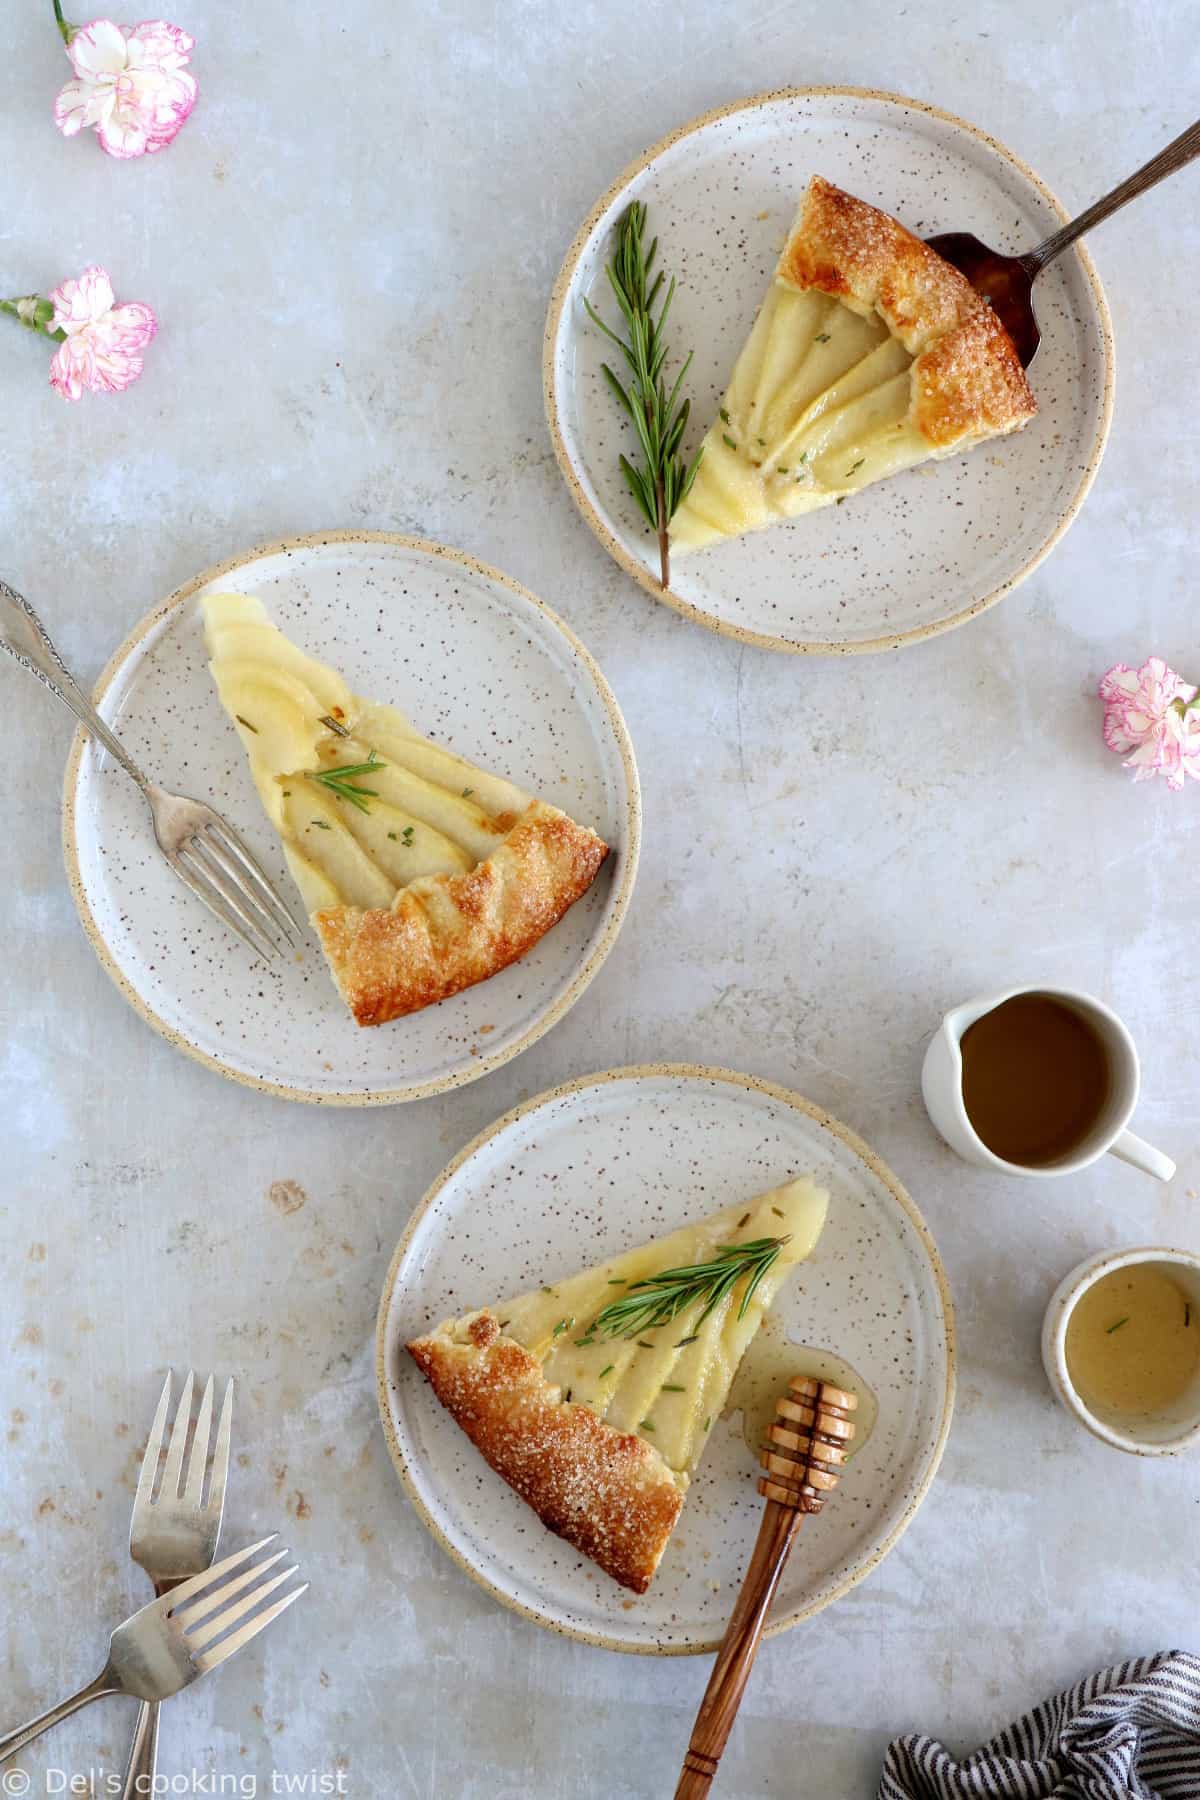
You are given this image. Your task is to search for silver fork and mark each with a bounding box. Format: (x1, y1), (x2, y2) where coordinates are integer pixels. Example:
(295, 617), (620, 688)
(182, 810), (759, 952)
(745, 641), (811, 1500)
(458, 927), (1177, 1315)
(0, 1534), (307, 1764)
(0, 579), (303, 961)
(121, 1371), (234, 1800)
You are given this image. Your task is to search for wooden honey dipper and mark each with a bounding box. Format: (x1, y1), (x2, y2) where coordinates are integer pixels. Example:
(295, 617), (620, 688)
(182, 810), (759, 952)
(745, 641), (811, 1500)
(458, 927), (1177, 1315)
(674, 1376), (857, 1798)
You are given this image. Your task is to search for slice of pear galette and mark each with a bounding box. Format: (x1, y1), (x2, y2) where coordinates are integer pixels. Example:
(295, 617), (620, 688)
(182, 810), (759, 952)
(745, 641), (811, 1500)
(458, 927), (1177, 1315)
(669, 175), (1037, 552)
(407, 1177), (829, 1592)
(202, 592), (609, 1025)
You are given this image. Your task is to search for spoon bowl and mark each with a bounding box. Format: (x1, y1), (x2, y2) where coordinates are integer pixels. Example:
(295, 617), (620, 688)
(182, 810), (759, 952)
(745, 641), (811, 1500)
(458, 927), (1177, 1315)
(926, 117), (1200, 371)
(926, 233), (1041, 367)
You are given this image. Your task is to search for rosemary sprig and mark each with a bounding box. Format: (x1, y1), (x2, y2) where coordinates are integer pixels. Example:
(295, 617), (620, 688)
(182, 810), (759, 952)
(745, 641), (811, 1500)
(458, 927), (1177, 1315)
(585, 1236), (790, 1341)
(309, 748), (385, 815)
(584, 201), (703, 590)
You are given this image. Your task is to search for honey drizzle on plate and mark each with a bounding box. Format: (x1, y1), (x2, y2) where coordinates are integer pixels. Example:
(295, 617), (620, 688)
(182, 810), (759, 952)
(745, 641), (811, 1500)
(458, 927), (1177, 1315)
(723, 1315), (878, 1458)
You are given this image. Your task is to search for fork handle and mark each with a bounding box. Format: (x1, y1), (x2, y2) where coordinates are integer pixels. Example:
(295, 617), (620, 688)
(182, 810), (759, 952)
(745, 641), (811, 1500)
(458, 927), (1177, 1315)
(120, 1699), (160, 1799)
(1026, 116), (1200, 272)
(0, 578), (151, 791)
(0, 1670), (118, 1763)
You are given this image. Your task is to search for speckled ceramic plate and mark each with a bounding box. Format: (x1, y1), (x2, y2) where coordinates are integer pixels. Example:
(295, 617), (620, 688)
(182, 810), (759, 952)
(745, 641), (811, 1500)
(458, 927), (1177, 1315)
(377, 1065), (955, 1653)
(63, 533), (640, 1104)
(544, 87), (1113, 654)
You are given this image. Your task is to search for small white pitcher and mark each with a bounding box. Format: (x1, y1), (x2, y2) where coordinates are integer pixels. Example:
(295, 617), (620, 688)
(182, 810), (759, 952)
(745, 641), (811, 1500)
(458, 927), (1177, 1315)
(921, 984), (1175, 1182)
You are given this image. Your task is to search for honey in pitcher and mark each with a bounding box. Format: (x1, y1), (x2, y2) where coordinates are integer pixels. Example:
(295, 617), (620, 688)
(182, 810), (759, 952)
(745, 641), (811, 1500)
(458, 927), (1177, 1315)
(959, 993), (1110, 1166)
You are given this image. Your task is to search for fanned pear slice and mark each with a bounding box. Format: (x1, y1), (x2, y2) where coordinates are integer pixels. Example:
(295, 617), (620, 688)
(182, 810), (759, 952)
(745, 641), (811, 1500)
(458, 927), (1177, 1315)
(202, 593), (609, 1025)
(407, 1176), (828, 1593)
(670, 176), (1037, 552)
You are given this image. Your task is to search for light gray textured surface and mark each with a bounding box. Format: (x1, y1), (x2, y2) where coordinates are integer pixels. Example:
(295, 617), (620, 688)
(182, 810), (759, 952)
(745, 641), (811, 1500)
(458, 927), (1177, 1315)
(2, 3), (1199, 1795)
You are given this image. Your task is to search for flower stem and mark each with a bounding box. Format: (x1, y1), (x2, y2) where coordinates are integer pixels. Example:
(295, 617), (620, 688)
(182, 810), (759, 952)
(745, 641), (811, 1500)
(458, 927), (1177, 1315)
(51, 0), (72, 45)
(1, 297), (66, 342)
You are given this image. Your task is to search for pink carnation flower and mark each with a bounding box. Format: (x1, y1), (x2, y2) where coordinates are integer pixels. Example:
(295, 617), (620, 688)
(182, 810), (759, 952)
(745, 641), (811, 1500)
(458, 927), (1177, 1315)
(1099, 657), (1200, 791)
(54, 18), (197, 158)
(46, 266), (157, 399)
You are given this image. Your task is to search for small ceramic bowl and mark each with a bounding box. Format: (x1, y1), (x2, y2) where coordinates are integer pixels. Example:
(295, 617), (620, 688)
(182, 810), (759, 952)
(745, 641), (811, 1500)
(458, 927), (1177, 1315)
(1042, 1246), (1200, 1456)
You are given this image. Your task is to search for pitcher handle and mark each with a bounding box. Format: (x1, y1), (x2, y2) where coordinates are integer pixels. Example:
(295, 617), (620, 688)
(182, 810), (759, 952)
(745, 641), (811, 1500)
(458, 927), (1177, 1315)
(1109, 1130), (1176, 1183)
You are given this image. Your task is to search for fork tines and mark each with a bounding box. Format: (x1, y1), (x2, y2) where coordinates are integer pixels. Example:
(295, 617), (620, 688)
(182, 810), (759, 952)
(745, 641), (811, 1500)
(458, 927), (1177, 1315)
(135, 1371), (234, 1518)
(173, 816), (302, 963)
(166, 1535), (307, 1675)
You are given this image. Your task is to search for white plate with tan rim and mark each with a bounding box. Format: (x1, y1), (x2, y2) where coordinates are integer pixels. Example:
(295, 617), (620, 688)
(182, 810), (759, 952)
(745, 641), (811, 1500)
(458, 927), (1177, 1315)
(62, 532), (640, 1105)
(544, 86), (1114, 655)
(377, 1064), (956, 1653)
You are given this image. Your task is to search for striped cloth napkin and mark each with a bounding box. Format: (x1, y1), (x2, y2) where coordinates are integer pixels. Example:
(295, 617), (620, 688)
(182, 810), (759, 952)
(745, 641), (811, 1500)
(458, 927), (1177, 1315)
(879, 1653), (1200, 1799)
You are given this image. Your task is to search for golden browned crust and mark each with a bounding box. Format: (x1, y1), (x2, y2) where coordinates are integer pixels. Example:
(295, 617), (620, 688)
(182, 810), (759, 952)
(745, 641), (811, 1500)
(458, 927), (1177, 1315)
(313, 802), (609, 1027)
(779, 176), (1036, 449)
(407, 1310), (685, 1593)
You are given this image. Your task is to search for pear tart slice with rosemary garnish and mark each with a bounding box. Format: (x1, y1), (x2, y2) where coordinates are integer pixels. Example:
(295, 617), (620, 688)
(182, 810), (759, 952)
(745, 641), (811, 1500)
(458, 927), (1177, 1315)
(407, 1177), (828, 1593)
(202, 592), (608, 1025)
(670, 176), (1036, 552)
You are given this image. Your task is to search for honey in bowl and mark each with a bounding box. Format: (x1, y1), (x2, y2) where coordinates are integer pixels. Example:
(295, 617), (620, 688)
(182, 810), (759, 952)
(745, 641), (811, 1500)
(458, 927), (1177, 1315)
(959, 992), (1111, 1166)
(1065, 1264), (1200, 1424)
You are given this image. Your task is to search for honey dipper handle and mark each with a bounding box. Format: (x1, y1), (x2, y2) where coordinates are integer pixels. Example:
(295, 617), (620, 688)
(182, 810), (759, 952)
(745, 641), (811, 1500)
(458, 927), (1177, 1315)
(674, 1500), (802, 1799)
